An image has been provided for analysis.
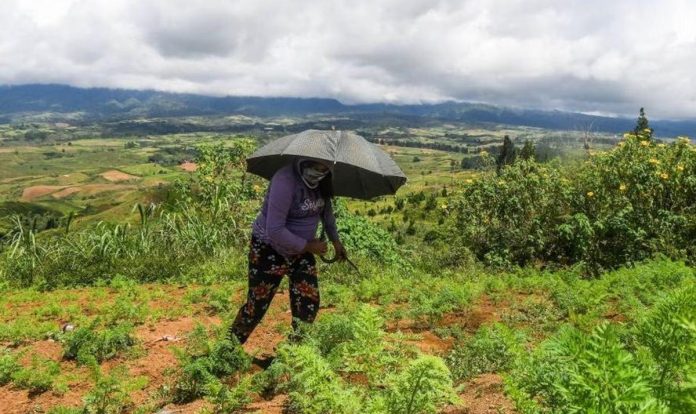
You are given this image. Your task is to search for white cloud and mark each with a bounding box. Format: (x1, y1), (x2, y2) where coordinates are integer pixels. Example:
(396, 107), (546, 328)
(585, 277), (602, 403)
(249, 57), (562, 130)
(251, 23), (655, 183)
(1, 0), (695, 118)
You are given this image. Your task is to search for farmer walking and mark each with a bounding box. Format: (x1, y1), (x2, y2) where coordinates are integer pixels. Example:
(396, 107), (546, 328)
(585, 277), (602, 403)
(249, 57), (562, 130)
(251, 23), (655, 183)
(229, 129), (407, 344)
(228, 158), (347, 343)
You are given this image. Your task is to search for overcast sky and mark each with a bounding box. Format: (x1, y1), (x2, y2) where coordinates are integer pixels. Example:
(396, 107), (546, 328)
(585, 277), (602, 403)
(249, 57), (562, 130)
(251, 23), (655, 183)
(2, 0), (696, 119)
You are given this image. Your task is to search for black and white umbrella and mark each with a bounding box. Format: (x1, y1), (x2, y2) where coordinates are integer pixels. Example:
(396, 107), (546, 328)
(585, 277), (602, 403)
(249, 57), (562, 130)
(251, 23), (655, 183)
(246, 129), (407, 200)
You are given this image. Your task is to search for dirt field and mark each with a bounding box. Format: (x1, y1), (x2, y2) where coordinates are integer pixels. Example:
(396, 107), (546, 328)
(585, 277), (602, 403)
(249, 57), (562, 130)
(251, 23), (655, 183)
(100, 170), (140, 182)
(20, 185), (66, 201)
(0, 286), (516, 414)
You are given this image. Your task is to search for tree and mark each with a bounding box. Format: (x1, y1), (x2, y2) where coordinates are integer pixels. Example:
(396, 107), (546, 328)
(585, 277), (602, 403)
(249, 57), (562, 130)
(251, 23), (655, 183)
(634, 107), (653, 141)
(519, 141), (536, 161)
(496, 135), (516, 174)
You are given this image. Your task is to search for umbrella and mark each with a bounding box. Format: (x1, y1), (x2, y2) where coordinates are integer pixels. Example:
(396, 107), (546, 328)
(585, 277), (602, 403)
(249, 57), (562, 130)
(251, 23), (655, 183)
(246, 129), (407, 200)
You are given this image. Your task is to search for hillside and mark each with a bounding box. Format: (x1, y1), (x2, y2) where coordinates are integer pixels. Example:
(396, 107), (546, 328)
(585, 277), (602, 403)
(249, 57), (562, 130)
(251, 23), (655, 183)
(2, 84), (696, 136)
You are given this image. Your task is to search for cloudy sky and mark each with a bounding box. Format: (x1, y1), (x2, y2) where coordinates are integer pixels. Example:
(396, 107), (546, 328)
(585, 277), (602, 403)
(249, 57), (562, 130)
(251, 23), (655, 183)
(2, 0), (696, 119)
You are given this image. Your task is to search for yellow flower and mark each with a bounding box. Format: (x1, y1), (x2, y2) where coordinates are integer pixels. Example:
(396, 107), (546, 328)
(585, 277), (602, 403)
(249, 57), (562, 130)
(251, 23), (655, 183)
(677, 165), (685, 172)
(659, 172), (669, 180)
(587, 191), (594, 197)
(619, 184), (627, 191)
(657, 143), (666, 148)
(649, 158), (659, 164)
(640, 141), (650, 147)
(465, 179), (473, 184)
(623, 133), (633, 139)
(441, 204), (448, 209)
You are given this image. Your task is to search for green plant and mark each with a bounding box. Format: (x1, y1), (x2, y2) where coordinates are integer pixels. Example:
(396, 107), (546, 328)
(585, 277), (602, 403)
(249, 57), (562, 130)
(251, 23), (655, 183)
(206, 376), (254, 414)
(635, 285), (696, 407)
(450, 133), (696, 272)
(62, 321), (136, 364)
(273, 343), (363, 414)
(511, 323), (663, 413)
(172, 328), (251, 403)
(0, 350), (20, 385)
(81, 365), (147, 414)
(11, 354), (61, 393)
(446, 323), (524, 381)
(332, 199), (410, 268)
(385, 355), (458, 414)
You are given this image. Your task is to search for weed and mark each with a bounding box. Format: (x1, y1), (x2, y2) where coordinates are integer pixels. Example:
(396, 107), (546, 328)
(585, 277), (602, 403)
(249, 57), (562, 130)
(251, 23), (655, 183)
(446, 323), (524, 382)
(62, 321), (136, 364)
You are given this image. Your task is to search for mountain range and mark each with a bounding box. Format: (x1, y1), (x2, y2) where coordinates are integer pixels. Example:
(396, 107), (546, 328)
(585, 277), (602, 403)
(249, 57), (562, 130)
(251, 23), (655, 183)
(1, 84), (695, 137)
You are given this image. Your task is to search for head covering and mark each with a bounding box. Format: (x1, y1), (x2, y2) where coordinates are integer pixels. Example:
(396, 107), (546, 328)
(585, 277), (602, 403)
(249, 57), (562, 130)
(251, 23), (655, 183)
(295, 158), (331, 189)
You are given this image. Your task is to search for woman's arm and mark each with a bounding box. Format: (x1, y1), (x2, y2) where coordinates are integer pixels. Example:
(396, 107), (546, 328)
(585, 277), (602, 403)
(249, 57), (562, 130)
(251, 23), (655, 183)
(265, 171), (308, 256)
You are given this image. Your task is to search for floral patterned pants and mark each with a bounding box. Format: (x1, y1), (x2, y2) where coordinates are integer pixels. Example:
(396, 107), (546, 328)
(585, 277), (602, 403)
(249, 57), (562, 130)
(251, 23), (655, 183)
(228, 235), (320, 344)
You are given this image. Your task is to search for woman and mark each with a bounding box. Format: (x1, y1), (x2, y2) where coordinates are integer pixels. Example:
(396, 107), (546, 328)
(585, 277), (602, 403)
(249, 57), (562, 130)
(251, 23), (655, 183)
(228, 158), (347, 344)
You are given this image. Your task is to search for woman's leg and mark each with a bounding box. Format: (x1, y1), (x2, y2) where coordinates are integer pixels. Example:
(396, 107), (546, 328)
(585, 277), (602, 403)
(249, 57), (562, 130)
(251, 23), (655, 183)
(288, 253), (320, 333)
(228, 237), (288, 344)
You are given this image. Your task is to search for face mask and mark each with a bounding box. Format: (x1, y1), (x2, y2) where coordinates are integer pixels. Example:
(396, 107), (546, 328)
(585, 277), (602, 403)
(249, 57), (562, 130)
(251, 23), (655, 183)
(301, 165), (329, 189)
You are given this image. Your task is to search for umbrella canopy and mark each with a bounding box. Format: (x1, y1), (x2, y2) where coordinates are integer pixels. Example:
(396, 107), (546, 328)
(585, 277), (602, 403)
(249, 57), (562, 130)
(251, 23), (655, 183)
(246, 129), (407, 199)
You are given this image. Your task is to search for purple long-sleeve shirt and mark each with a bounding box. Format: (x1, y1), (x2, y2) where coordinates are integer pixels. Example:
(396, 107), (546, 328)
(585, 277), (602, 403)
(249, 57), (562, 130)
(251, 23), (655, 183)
(252, 164), (340, 257)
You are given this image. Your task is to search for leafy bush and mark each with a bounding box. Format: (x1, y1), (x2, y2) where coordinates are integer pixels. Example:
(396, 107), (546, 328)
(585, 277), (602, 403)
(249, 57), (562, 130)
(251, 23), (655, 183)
(634, 284), (696, 410)
(0, 350), (20, 385)
(11, 354), (61, 393)
(408, 281), (473, 327)
(62, 322), (136, 364)
(333, 199), (410, 268)
(451, 133), (696, 272)
(172, 325), (251, 403)
(81, 366), (147, 414)
(385, 355), (458, 414)
(509, 315), (696, 413)
(273, 344), (363, 414)
(446, 323), (524, 381)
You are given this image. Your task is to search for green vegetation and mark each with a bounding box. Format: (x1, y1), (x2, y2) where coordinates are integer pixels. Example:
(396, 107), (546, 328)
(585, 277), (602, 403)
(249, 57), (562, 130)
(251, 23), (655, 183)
(0, 116), (694, 413)
(451, 130), (696, 273)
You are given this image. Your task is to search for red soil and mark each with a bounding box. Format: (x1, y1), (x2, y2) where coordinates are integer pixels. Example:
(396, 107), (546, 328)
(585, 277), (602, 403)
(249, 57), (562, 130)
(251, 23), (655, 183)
(20, 185), (65, 201)
(179, 162), (197, 172)
(0, 289), (517, 414)
(445, 373), (518, 414)
(100, 170), (139, 182)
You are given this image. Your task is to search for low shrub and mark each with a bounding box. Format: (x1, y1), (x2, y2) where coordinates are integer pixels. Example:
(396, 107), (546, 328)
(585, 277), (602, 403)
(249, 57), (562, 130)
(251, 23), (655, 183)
(451, 133), (696, 273)
(446, 323), (524, 381)
(62, 322), (136, 364)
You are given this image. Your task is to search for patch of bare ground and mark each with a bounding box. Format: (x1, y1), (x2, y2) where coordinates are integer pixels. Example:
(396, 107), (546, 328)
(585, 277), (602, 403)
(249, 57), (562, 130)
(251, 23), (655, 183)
(403, 331), (456, 354)
(443, 373), (517, 414)
(100, 170), (139, 182)
(179, 162), (197, 172)
(21, 185), (65, 201)
(245, 393), (288, 413)
(52, 186), (81, 199)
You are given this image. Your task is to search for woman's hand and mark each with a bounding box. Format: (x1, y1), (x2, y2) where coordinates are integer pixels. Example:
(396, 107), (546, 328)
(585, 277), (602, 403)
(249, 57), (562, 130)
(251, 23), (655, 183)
(332, 240), (348, 262)
(304, 239), (328, 255)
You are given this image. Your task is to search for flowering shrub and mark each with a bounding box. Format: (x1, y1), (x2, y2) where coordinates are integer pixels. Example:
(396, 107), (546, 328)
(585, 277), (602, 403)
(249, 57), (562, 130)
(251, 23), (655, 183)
(451, 131), (696, 272)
